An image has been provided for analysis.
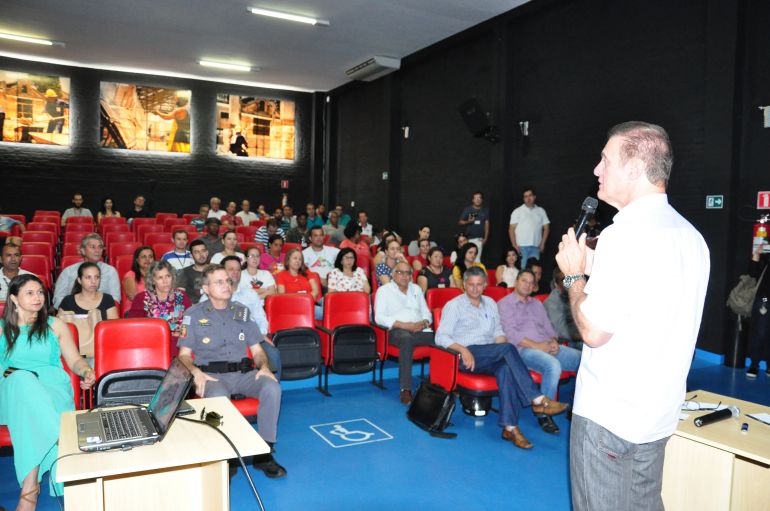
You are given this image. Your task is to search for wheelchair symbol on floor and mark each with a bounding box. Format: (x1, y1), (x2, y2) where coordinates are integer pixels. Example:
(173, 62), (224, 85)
(310, 418), (394, 448)
(329, 423), (375, 442)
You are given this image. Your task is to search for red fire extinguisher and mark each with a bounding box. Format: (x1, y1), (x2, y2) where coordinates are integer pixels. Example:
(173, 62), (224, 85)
(754, 214), (770, 253)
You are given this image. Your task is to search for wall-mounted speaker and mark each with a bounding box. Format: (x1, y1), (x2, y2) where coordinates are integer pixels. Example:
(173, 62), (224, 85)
(458, 98), (489, 137)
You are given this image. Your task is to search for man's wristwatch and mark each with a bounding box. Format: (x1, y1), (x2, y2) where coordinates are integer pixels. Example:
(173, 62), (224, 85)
(563, 273), (586, 289)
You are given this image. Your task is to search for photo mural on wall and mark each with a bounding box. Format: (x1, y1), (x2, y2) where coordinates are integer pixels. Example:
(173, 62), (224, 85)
(215, 93), (295, 160)
(100, 82), (191, 152)
(0, 70), (70, 145)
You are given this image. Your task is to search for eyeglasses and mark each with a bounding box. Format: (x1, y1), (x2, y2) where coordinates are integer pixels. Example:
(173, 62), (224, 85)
(342, 255), (355, 260)
(209, 279), (234, 287)
(247, 254), (260, 259)
(393, 270), (411, 276)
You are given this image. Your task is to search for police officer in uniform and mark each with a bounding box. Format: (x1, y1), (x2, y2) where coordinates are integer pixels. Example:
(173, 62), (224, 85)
(178, 265), (286, 478)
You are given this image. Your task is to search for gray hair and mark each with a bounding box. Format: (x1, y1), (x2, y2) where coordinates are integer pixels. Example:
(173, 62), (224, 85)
(144, 260), (177, 293)
(80, 233), (104, 250)
(607, 121), (673, 187)
(463, 265), (487, 282)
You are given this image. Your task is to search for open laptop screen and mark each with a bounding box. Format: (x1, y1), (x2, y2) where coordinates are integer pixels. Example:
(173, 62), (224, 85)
(148, 358), (193, 435)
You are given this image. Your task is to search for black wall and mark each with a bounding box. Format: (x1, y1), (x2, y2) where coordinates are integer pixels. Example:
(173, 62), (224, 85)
(329, 0), (769, 354)
(0, 56), (317, 218)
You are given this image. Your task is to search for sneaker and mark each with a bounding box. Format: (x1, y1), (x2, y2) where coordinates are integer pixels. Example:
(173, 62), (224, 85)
(252, 454), (287, 479)
(747, 367), (758, 379)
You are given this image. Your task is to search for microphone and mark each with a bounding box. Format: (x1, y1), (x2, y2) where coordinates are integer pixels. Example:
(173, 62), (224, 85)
(574, 197), (599, 238)
(694, 406), (740, 427)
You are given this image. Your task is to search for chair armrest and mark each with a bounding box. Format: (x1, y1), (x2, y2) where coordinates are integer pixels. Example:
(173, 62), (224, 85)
(428, 345), (459, 392)
(370, 323), (388, 361)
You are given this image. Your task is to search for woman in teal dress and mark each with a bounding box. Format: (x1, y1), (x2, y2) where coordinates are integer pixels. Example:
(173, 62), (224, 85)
(0, 274), (95, 510)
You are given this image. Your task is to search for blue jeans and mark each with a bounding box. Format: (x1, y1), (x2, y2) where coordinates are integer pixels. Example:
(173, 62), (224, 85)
(519, 246), (540, 268)
(570, 414), (669, 511)
(460, 343), (541, 428)
(519, 345), (581, 399)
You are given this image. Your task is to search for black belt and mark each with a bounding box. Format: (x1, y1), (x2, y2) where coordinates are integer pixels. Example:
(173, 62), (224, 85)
(199, 358), (253, 374)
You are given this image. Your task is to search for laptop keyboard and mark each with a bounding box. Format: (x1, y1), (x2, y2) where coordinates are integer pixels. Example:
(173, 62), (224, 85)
(101, 409), (147, 441)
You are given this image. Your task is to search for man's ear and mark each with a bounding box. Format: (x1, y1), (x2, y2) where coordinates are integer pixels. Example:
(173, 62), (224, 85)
(625, 158), (644, 181)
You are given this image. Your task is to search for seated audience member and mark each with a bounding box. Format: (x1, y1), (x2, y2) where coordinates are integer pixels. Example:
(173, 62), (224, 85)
(375, 262), (433, 404)
(496, 249), (520, 288)
(417, 247), (454, 293)
(221, 201), (243, 228)
(59, 262), (119, 320)
(0, 215), (25, 235)
(276, 208), (291, 232)
(178, 265), (286, 478)
(275, 248), (321, 319)
(207, 197), (226, 220)
(260, 235), (286, 273)
(285, 212), (309, 248)
(256, 204), (268, 218)
(302, 226), (339, 288)
(411, 238), (431, 271)
(210, 230), (244, 264)
(236, 199), (258, 226)
(334, 204), (352, 227)
(124, 194), (153, 223)
(162, 230), (193, 271)
(543, 267), (582, 349)
(407, 225), (437, 256)
(372, 231), (400, 266)
(322, 210), (345, 246)
(498, 270), (581, 434)
(96, 197), (121, 223)
(375, 239), (406, 286)
(316, 203), (328, 222)
(200, 217), (224, 255)
(190, 204), (210, 232)
(0, 244), (32, 301)
(328, 248), (370, 294)
(358, 210), (373, 238)
(127, 260), (191, 356)
(53, 234), (120, 308)
(282, 205), (297, 230)
(449, 233), (469, 265)
(254, 219), (286, 246)
(61, 192), (93, 226)
(435, 266), (568, 449)
(239, 246), (277, 300)
(305, 202), (324, 229)
(122, 246), (155, 315)
(451, 243), (486, 291)
(201, 256), (269, 337)
(176, 239), (209, 304)
(339, 222), (369, 270)
(525, 258), (544, 295)
(0, 274), (96, 504)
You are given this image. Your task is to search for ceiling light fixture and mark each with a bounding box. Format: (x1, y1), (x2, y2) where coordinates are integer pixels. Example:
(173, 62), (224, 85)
(247, 7), (329, 26)
(199, 60), (255, 72)
(0, 32), (62, 46)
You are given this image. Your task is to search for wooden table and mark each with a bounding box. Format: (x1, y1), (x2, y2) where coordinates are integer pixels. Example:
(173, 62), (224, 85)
(662, 390), (770, 511)
(56, 397), (269, 511)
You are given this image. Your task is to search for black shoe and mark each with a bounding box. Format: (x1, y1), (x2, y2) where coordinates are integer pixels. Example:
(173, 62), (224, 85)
(747, 366), (758, 379)
(252, 454), (287, 479)
(537, 414), (560, 434)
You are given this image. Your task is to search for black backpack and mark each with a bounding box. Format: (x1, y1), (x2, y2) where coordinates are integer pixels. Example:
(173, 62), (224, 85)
(407, 382), (457, 439)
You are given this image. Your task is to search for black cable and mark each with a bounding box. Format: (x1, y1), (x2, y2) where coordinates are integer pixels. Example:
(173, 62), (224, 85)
(178, 416), (266, 511)
(49, 450), (95, 511)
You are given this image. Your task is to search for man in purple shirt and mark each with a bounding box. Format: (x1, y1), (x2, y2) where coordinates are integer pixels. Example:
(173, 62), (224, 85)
(498, 269), (581, 434)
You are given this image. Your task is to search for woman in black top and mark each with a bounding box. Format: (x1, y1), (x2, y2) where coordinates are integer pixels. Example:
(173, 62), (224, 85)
(58, 262), (119, 320)
(417, 247), (454, 293)
(747, 243), (770, 378)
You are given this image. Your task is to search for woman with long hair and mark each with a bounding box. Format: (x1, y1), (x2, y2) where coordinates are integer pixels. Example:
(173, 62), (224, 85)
(96, 197), (121, 223)
(59, 262), (119, 320)
(451, 242), (486, 290)
(1, 274), (95, 507)
(496, 248), (520, 288)
(210, 230), (244, 264)
(275, 248), (322, 318)
(260, 234), (285, 273)
(122, 246), (155, 315)
(238, 246), (277, 300)
(375, 239), (406, 286)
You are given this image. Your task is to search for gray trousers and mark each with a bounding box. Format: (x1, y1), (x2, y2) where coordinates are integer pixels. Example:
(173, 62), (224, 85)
(203, 370), (281, 443)
(387, 328), (434, 390)
(570, 414), (669, 511)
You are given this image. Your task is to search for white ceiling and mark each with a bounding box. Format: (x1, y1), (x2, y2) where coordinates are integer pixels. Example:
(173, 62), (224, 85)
(0, 0), (528, 92)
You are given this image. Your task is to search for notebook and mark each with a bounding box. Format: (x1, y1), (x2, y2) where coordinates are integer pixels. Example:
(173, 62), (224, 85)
(76, 357), (193, 452)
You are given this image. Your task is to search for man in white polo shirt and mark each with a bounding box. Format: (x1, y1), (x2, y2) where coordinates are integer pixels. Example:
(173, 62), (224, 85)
(508, 187), (550, 268)
(556, 121), (709, 511)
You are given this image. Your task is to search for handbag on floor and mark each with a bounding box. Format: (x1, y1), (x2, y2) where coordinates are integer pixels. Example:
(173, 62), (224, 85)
(407, 382), (457, 439)
(726, 266), (767, 317)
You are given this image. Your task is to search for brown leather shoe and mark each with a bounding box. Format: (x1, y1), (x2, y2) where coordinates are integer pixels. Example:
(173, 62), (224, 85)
(400, 389), (413, 405)
(502, 427), (533, 449)
(531, 396), (569, 416)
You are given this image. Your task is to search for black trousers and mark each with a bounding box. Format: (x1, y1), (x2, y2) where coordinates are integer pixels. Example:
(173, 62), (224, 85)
(748, 293), (769, 366)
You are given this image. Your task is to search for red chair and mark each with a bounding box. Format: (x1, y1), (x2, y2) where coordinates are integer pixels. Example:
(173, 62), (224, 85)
(64, 231), (91, 244)
(130, 217), (157, 235)
(115, 254), (134, 281)
(155, 212), (178, 224)
(104, 231), (136, 246)
(22, 231), (57, 246)
(0, 301), (4, 316)
(60, 255), (84, 271)
(239, 242), (262, 255)
(99, 216), (127, 227)
(34, 210), (60, 220)
(65, 216), (94, 225)
(487, 269), (498, 287)
(482, 286), (511, 302)
(164, 217), (182, 231)
(64, 224), (95, 235)
(236, 225), (259, 239)
(27, 221), (59, 237)
(283, 242), (302, 253)
(170, 224), (198, 235)
(93, 318), (172, 407)
(21, 242), (55, 267)
(108, 242), (140, 266)
(100, 223), (130, 238)
(534, 293), (549, 303)
(139, 224), (165, 244)
(145, 232), (172, 246)
(443, 256), (452, 268)
(316, 292), (379, 395)
(182, 213), (199, 224)
(20, 255), (51, 288)
(32, 215), (60, 226)
(425, 288), (463, 312)
(62, 243), (82, 257)
(153, 243), (174, 258)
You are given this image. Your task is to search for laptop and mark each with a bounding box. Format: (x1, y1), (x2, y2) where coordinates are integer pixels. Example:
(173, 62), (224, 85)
(76, 358), (193, 452)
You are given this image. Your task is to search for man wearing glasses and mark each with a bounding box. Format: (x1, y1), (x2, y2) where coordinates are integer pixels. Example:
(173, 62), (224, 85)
(178, 265), (286, 478)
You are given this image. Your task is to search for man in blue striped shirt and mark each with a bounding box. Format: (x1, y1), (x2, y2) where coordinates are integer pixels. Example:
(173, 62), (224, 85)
(435, 266), (568, 449)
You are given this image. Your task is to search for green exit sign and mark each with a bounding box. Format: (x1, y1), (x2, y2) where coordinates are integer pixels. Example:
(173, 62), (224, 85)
(706, 195), (724, 209)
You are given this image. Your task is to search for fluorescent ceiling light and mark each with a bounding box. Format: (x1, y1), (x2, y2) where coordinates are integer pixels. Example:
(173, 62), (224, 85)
(199, 60), (255, 72)
(248, 7), (329, 26)
(0, 32), (61, 46)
